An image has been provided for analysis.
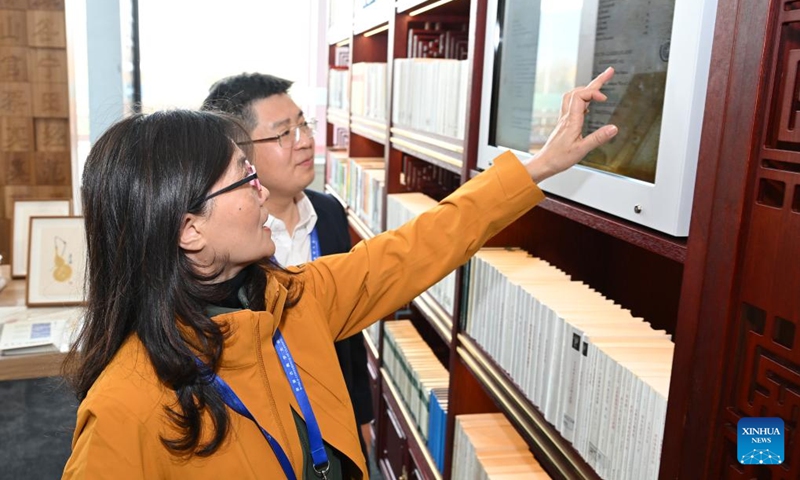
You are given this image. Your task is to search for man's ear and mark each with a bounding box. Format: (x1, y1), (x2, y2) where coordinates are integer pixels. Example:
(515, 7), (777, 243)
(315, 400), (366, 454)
(179, 213), (205, 252)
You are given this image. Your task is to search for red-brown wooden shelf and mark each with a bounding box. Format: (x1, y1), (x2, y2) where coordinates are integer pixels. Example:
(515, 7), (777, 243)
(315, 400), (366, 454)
(381, 367), (442, 480)
(325, 183), (347, 210)
(327, 107), (350, 129)
(390, 126), (463, 175)
(469, 169), (687, 263)
(351, 114), (388, 145)
(324, 184), (379, 241)
(411, 291), (453, 344)
(363, 329), (380, 362)
(457, 334), (601, 480)
(537, 196), (687, 263)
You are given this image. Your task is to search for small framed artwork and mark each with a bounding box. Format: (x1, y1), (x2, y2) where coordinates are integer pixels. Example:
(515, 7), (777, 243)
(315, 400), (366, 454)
(12, 199), (72, 278)
(26, 216), (86, 307)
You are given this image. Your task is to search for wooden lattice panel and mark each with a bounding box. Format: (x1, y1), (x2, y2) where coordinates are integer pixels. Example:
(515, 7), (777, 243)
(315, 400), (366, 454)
(719, 3), (800, 478)
(0, 1), (70, 265)
(407, 21), (468, 59)
(400, 155), (459, 201)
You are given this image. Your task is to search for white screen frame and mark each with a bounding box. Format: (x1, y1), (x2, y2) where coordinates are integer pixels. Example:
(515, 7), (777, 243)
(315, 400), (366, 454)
(477, 0), (719, 237)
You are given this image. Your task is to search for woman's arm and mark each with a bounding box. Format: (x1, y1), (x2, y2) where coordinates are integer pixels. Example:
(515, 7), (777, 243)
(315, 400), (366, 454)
(304, 152), (543, 341)
(305, 68), (618, 341)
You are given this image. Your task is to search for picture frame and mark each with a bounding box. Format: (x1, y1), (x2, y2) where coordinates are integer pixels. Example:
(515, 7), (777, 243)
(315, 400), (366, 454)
(25, 216), (86, 307)
(12, 199), (72, 278)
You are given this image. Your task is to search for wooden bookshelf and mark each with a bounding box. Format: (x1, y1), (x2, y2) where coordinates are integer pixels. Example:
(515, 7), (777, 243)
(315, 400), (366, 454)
(537, 197), (687, 264)
(327, 107), (350, 129)
(347, 212), (377, 241)
(380, 367), (442, 480)
(353, 0), (391, 35)
(324, 184), (347, 209)
(324, 1), (791, 479)
(351, 114), (388, 145)
(363, 329), (379, 361)
(324, 183), (377, 240)
(458, 334), (599, 480)
(469, 175), (687, 263)
(412, 292), (452, 344)
(390, 126), (463, 174)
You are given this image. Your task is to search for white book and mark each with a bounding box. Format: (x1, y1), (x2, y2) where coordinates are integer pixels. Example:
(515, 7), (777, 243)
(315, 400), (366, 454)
(598, 357), (626, 477)
(584, 342), (607, 464)
(523, 291), (537, 400)
(544, 309), (564, 424)
(645, 376), (670, 480)
(626, 372), (646, 480)
(530, 295), (546, 408)
(611, 367), (634, 479)
(575, 338), (596, 455)
(511, 284), (525, 388)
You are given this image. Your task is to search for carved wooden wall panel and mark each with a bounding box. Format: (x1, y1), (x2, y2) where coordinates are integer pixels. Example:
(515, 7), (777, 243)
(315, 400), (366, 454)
(0, 1), (70, 266)
(717, 2), (800, 478)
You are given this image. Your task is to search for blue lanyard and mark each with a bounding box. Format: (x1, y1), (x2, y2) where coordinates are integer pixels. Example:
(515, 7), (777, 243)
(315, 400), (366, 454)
(310, 226), (321, 261)
(194, 357), (298, 479)
(195, 328), (330, 479)
(273, 329), (329, 475)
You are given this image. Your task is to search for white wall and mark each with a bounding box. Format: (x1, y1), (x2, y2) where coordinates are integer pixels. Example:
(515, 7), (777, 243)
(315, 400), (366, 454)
(138, 0), (324, 114)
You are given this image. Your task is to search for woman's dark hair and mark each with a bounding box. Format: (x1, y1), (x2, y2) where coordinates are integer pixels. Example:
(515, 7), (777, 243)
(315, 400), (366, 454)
(63, 109), (299, 458)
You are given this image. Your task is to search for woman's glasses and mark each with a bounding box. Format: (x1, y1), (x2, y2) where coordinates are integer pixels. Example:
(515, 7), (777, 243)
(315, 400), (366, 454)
(247, 119), (317, 149)
(191, 160), (261, 210)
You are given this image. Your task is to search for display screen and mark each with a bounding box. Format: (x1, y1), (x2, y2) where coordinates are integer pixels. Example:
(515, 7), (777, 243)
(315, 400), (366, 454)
(490, 0), (676, 183)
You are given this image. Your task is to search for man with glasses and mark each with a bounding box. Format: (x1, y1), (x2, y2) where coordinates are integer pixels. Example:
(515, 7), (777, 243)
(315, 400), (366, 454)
(201, 73), (375, 469)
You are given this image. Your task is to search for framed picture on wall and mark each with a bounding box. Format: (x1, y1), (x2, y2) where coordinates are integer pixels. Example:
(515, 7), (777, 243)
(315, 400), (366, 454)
(12, 199), (72, 278)
(26, 216), (86, 307)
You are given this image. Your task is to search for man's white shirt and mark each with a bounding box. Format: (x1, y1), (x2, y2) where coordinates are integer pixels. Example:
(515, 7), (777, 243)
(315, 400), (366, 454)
(266, 193), (318, 267)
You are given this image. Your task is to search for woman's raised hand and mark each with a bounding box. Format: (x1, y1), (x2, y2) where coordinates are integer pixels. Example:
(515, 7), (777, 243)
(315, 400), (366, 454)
(524, 67), (618, 183)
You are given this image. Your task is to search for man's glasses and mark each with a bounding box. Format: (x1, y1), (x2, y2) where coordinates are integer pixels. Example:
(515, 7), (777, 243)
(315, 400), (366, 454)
(248, 119), (317, 149)
(191, 160), (261, 210)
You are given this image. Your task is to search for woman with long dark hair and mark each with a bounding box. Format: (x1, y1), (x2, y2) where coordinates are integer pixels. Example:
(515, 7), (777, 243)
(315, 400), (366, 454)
(61, 69), (617, 479)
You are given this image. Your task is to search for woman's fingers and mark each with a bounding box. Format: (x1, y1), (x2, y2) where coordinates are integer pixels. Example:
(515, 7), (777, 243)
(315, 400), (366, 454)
(587, 66), (614, 90)
(525, 67), (618, 183)
(577, 124), (619, 158)
(570, 68), (614, 118)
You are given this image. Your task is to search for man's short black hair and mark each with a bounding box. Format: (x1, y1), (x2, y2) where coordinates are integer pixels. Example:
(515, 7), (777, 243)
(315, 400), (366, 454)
(201, 73), (293, 130)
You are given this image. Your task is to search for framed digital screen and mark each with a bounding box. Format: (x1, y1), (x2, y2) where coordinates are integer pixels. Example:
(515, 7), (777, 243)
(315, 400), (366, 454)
(477, 0), (719, 236)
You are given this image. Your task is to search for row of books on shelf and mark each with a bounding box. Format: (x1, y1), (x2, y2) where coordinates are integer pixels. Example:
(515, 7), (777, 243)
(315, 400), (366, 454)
(350, 62), (388, 122)
(465, 248), (671, 480)
(324, 154), (457, 318)
(366, 319), (380, 352)
(427, 387), (448, 472)
(326, 150), (385, 234)
(452, 413), (552, 479)
(386, 192), (456, 317)
(392, 58), (469, 139)
(327, 58), (469, 139)
(382, 319), (449, 472)
(328, 67), (349, 111)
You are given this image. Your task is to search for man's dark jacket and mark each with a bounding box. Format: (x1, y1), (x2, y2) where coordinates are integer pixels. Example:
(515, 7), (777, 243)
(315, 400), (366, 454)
(305, 189), (374, 434)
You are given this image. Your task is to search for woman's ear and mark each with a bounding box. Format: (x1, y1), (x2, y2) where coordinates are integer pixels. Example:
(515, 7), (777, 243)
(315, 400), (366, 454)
(179, 213), (205, 252)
